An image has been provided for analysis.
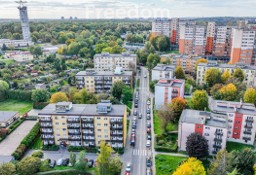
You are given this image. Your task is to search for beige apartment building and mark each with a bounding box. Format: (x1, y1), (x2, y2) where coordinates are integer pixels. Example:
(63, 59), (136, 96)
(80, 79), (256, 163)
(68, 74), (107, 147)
(197, 62), (256, 87)
(94, 52), (137, 71)
(75, 67), (133, 93)
(38, 101), (127, 148)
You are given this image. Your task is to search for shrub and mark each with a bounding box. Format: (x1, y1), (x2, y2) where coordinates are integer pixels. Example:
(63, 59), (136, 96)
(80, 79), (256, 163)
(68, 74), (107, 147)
(21, 123), (40, 147)
(39, 160), (52, 172)
(33, 102), (49, 109)
(6, 90), (32, 101)
(32, 151), (44, 158)
(42, 145), (59, 151)
(12, 144), (27, 160)
(158, 140), (165, 145)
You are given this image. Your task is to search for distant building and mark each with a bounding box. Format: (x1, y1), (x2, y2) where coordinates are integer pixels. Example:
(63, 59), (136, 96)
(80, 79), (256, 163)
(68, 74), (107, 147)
(154, 79), (185, 109)
(0, 39), (33, 48)
(151, 18), (171, 38)
(38, 101), (127, 148)
(94, 52), (137, 71)
(76, 67), (133, 93)
(196, 62), (256, 87)
(35, 83), (47, 90)
(151, 64), (175, 81)
(0, 111), (19, 128)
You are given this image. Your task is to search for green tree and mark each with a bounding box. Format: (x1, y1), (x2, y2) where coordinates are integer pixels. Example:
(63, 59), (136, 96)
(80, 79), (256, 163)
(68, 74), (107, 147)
(205, 68), (222, 87)
(111, 81), (125, 101)
(186, 133), (209, 159)
(29, 45), (43, 58)
(173, 157), (206, 175)
(243, 88), (256, 105)
(218, 83), (237, 101)
(208, 149), (231, 175)
(96, 141), (113, 175)
(73, 88), (98, 104)
(0, 162), (16, 175)
(227, 168), (239, 175)
(170, 97), (187, 122)
(39, 160), (51, 172)
(146, 53), (160, 70)
(74, 151), (88, 174)
(122, 86), (133, 105)
(154, 35), (170, 51)
(190, 90), (208, 110)
(158, 106), (174, 131)
(17, 156), (41, 175)
(31, 89), (50, 103)
(0, 80), (9, 91)
(233, 68), (244, 82)
(109, 154), (123, 175)
(174, 66), (185, 79)
(70, 152), (76, 166)
(50, 92), (68, 103)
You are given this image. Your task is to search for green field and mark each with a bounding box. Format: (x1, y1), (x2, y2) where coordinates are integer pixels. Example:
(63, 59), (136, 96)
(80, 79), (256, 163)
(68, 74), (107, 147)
(226, 141), (254, 152)
(0, 100), (33, 114)
(153, 111), (164, 135)
(155, 154), (187, 175)
(0, 59), (15, 65)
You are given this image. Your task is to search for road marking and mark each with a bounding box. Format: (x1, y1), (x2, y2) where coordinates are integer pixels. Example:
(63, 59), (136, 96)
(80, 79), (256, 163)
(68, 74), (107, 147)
(132, 149), (148, 156)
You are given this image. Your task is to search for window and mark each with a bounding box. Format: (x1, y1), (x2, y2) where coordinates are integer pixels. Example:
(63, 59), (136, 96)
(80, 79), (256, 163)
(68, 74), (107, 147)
(104, 118), (108, 120)
(205, 127), (210, 130)
(62, 128), (66, 131)
(57, 134), (60, 137)
(61, 116), (65, 119)
(97, 123), (101, 126)
(98, 135), (102, 138)
(55, 122), (59, 125)
(204, 133), (209, 136)
(228, 120), (232, 123)
(97, 117), (100, 120)
(55, 116), (58, 119)
(97, 129), (101, 132)
(105, 135), (108, 138)
(104, 123), (108, 127)
(62, 123), (66, 125)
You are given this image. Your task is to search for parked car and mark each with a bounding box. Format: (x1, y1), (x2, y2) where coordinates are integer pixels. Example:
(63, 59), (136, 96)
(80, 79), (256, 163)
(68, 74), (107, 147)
(146, 168), (152, 175)
(147, 128), (151, 134)
(147, 122), (151, 128)
(49, 159), (56, 168)
(132, 128), (136, 134)
(147, 100), (151, 105)
(126, 163), (132, 172)
(133, 110), (137, 116)
(144, 75), (147, 78)
(139, 113), (142, 119)
(147, 108), (150, 114)
(146, 140), (151, 147)
(146, 157), (152, 167)
(62, 158), (70, 166)
(147, 135), (151, 140)
(88, 159), (94, 168)
(56, 158), (64, 166)
(147, 114), (151, 120)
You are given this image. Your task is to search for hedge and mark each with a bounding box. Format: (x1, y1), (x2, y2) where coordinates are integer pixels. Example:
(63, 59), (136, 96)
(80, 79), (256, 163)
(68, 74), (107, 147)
(12, 122), (40, 160)
(8, 119), (25, 134)
(6, 90), (32, 101)
(33, 102), (49, 109)
(68, 146), (97, 153)
(155, 146), (177, 152)
(42, 145), (59, 151)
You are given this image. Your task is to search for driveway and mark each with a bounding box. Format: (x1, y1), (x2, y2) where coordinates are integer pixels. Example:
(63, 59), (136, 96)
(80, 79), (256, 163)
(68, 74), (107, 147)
(0, 120), (37, 156)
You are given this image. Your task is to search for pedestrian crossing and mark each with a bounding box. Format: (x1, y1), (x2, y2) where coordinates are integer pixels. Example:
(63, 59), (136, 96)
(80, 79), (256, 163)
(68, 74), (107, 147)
(132, 149), (149, 156)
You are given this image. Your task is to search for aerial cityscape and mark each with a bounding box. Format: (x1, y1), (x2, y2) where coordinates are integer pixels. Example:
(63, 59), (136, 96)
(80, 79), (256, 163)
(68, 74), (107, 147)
(0, 0), (255, 175)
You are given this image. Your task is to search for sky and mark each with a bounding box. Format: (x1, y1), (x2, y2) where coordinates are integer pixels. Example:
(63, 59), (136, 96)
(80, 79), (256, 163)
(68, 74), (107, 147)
(0, 0), (255, 19)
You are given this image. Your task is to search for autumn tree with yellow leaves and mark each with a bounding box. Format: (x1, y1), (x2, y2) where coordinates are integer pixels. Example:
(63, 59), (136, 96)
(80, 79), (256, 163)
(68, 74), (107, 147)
(50, 92), (68, 103)
(173, 157), (206, 175)
(218, 83), (237, 101)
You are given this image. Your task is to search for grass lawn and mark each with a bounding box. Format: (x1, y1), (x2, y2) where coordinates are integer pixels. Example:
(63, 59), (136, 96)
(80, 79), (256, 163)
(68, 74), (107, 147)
(0, 99), (33, 114)
(31, 136), (43, 150)
(1, 59), (15, 65)
(154, 111), (164, 135)
(54, 166), (73, 170)
(226, 141), (254, 152)
(166, 122), (178, 132)
(155, 154), (187, 175)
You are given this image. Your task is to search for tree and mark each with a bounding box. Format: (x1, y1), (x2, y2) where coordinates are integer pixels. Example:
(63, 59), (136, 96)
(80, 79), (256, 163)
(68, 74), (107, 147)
(31, 89), (50, 103)
(17, 156), (41, 175)
(218, 83), (237, 101)
(0, 162), (16, 175)
(205, 68), (222, 87)
(50, 92), (68, 103)
(170, 97), (186, 122)
(233, 68), (244, 82)
(174, 66), (185, 79)
(158, 106), (174, 131)
(74, 151), (88, 174)
(122, 86), (133, 105)
(0, 80), (9, 91)
(29, 45), (43, 58)
(208, 149), (231, 175)
(173, 157), (206, 175)
(146, 53), (160, 70)
(186, 133), (209, 159)
(221, 70), (231, 83)
(73, 89), (98, 104)
(96, 141), (113, 175)
(39, 160), (51, 172)
(154, 35), (170, 51)
(70, 152), (76, 166)
(109, 154), (123, 175)
(210, 83), (223, 99)
(111, 81), (124, 101)
(190, 90), (208, 110)
(243, 88), (256, 105)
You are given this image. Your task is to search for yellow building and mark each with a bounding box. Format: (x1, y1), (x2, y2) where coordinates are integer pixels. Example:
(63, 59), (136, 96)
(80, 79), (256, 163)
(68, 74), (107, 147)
(38, 101), (127, 148)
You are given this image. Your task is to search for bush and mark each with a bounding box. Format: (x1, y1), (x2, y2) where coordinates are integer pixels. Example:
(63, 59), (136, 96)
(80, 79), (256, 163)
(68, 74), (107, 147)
(12, 144), (27, 160)
(42, 145), (59, 151)
(39, 160), (52, 172)
(21, 123), (40, 147)
(158, 140), (165, 146)
(33, 102), (49, 109)
(67, 146), (97, 153)
(155, 146), (177, 152)
(6, 90), (32, 101)
(32, 151), (44, 158)
(8, 119), (24, 134)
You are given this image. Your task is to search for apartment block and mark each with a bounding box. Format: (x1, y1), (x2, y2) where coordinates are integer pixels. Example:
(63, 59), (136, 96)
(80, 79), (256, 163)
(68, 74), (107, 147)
(209, 98), (256, 145)
(230, 28), (256, 65)
(151, 18), (171, 38)
(170, 18), (179, 45)
(205, 22), (216, 55)
(76, 67), (133, 93)
(94, 52), (137, 71)
(197, 62), (256, 87)
(214, 26), (232, 57)
(38, 101), (127, 148)
(178, 109), (228, 155)
(151, 64), (175, 81)
(154, 79), (185, 109)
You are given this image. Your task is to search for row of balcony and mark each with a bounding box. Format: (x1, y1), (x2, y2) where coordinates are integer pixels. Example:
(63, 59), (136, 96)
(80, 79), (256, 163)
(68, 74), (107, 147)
(40, 123), (53, 128)
(41, 134), (54, 140)
(41, 129), (53, 134)
(110, 125), (123, 130)
(39, 117), (51, 122)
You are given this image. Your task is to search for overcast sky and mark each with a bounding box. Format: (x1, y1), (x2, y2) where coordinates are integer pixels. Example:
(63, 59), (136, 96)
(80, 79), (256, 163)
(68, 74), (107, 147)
(0, 0), (255, 19)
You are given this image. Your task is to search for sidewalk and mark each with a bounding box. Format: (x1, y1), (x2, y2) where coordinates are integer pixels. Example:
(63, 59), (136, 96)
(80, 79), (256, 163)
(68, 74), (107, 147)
(155, 151), (188, 157)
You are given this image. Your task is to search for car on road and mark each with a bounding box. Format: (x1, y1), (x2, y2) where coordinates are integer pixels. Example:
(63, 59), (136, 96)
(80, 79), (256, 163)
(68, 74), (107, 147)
(147, 100), (151, 105)
(126, 163), (132, 172)
(147, 108), (150, 114)
(131, 128), (136, 134)
(146, 157), (152, 167)
(133, 110), (137, 116)
(88, 159), (94, 168)
(62, 158), (70, 166)
(139, 113), (142, 119)
(147, 114), (151, 120)
(147, 135), (151, 140)
(147, 122), (151, 128)
(49, 159), (56, 168)
(135, 102), (138, 108)
(144, 75), (147, 78)
(147, 128), (151, 134)
(146, 168), (152, 175)
(56, 158), (64, 166)
(146, 140), (151, 147)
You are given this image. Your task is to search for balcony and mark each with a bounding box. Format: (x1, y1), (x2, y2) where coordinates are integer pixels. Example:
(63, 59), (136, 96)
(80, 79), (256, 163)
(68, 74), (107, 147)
(82, 118), (94, 123)
(68, 131), (81, 135)
(214, 138), (222, 142)
(82, 124), (94, 129)
(41, 129), (53, 134)
(69, 136), (81, 141)
(213, 144), (222, 149)
(67, 119), (80, 123)
(41, 134), (54, 140)
(111, 125), (123, 130)
(82, 136), (95, 141)
(245, 124), (253, 129)
(242, 136), (251, 141)
(110, 119), (123, 124)
(212, 150), (217, 154)
(95, 86), (103, 89)
(40, 123), (53, 128)
(246, 118), (254, 123)
(111, 136), (123, 141)
(110, 131), (123, 136)
(243, 130), (252, 135)
(83, 141), (95, 147)
(67, 124), (80, 129)
(82, 130), (94, 135)
(215, 131), (223, 136)
(39, 117), (51, 122)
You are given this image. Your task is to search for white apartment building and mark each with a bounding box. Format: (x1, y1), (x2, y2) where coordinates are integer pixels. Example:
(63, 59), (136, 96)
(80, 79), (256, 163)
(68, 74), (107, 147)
(151, 64), (175, 81)
(94, 52), (137, 71)
(0, 39), (33, 48)
(151, 18), (171, 38)
(197, 62), (256, 87)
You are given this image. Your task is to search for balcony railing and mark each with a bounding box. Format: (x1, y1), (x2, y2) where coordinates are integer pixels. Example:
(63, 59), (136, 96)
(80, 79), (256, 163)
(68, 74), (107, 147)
(110, 119), (123, 124)
(39, 118), (51, 122)
(82, 124), (94, 129)
(82, 136), (95, 141)
(110, 125), (123, 130)
(246, 118), (254, 123)
(214, 138), (222, 142)
(245, 124), (253, 129)
(82, 118), (94, 123)
(243, 130), (252, 135)
(41, 135), (54, 140)
(69, 136), (81, 141)
(67, 125), (80, 129)
(242, 136), (251, 141)
(40, 123), (53, 128)
(41, 129), (53, 134)
(110, 131), (123, 136)
(67, 119), (80, 123)
(213, 144), (222, 149)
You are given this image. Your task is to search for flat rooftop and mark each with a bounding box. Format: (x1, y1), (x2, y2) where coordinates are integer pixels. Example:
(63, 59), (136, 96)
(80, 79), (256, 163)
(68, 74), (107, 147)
(156, 79), (184, 88)
(94, 52), (136, 57)
(180, 109), (227, 128)
(76, 70), (133, 76)
(39, 103), (126, 117)
(198, 62), (256, 70)
(152, 64), (175, 71)
(0, 111), (18, 122)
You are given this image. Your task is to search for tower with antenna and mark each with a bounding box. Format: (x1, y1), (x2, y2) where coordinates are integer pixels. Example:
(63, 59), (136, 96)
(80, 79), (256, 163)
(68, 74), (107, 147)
(16, 0), (31, 41)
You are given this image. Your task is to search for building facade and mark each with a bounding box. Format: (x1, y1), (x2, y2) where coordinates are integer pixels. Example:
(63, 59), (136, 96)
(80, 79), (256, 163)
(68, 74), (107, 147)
(94, 52), (137, 71)
(38, 101), (127, 148)
(197, 62), (256, 87)
(17, 0), (31, 41)
(154, 79), (185, 109)
(151, 64), (175, 81)
(205, 22), (216, 55)
(151, 18), (171, 38)
(213, 26), (232, 57)
(0, 111), (19, 128)
(76, 67), (133, 93)
(178, 109), (228, 155)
